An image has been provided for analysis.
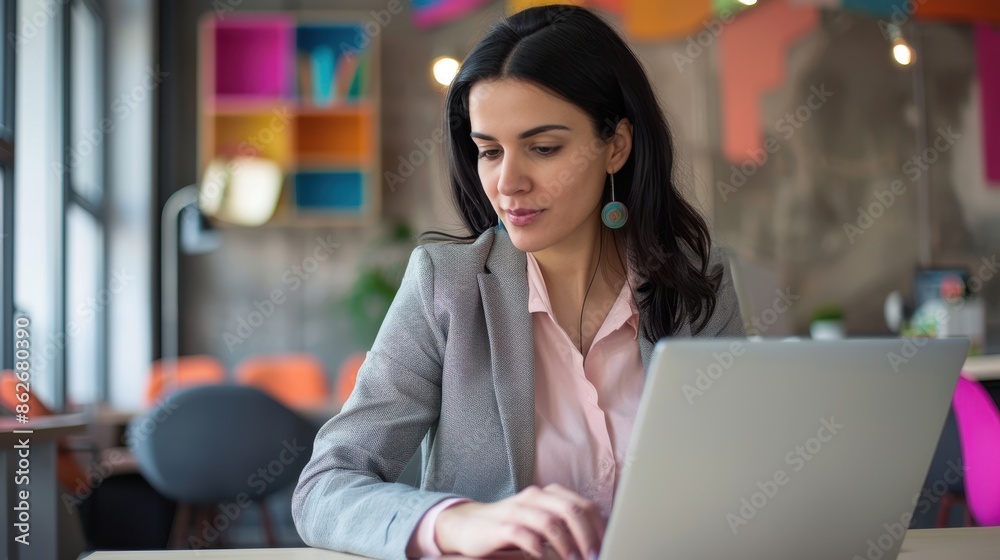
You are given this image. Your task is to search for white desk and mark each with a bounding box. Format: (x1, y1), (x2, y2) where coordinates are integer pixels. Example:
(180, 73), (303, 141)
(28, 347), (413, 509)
(963, 355), (1000, 381)
(85, 527), (1000, 559)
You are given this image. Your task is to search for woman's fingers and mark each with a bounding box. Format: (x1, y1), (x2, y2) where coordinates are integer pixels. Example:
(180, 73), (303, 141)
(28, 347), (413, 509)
(506, 503), (578, 559)
(500, 523), (546, 559)
(439, 486), (604, 559)
(542, 483), (607, 546)
(511, 485), (603, 559)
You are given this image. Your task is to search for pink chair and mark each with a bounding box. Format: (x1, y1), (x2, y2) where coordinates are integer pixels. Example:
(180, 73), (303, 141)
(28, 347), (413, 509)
(952, 374), (1000, 526)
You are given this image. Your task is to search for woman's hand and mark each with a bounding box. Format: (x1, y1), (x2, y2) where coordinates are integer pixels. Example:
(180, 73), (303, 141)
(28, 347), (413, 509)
(434, 483), (605, 560)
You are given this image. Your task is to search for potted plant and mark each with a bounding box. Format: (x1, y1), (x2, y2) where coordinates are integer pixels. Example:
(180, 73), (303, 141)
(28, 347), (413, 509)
(333, 221), (416, 405)
(343, 220), (416, 347)
(810, 304), (845, 340)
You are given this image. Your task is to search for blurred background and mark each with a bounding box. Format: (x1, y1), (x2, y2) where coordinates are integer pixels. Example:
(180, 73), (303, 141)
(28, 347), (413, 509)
(2, 0), (999, 556)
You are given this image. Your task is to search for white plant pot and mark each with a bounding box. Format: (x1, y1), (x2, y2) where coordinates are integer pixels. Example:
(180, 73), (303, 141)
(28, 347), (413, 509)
(810, 319), (845, 340)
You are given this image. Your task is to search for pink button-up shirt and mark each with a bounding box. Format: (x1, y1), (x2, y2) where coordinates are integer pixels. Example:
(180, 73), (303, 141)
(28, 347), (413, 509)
(407, 252), (645, 557)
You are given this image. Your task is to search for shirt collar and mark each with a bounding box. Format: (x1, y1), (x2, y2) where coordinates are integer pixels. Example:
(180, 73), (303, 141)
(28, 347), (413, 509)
(526, 252), (640, 339)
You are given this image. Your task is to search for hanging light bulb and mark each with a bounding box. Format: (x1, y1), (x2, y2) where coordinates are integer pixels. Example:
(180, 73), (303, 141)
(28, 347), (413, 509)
(886, 23), (915, 67)
(431, 56), (460, 87)
(738, 0), (757, 5)
(892, 39), (914, 66)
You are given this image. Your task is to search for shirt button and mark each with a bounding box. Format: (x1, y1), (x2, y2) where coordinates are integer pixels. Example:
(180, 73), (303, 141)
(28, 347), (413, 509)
(601, 459), (611, 469)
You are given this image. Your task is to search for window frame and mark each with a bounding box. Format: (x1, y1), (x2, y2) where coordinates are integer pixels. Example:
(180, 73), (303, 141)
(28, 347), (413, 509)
(1, 0), (16, 372)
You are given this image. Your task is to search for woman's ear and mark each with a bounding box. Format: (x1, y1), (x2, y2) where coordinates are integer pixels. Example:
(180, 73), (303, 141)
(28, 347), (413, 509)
(609, 118), (633, 173)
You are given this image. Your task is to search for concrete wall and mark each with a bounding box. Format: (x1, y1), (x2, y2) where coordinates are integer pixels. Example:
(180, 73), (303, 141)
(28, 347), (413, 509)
(163, 2), (1000, 385)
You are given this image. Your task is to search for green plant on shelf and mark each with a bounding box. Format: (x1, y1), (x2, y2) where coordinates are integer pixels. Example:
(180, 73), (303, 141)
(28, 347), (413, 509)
(810, 304), (844, 323)
(341, 221), (416, 348)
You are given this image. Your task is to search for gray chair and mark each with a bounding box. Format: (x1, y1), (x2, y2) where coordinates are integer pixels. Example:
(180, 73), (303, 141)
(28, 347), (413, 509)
(127, 384), (317, 548)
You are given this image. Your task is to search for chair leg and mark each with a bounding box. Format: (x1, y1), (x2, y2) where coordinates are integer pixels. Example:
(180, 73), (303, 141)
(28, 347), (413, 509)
(203, 505), (223, 547)
(964, 505), (976, 527)
(937, 492), (953, 529)
(190, 505), (222, 548)
(937, 492), (968, 528)
(259, 501), (278, 547)
(169, 503), (193, 549)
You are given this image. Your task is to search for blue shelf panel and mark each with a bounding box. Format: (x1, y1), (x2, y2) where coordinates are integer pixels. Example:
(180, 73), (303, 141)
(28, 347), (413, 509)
(295, 23), (370, 104)
(296, 23), (366, 55)
(293, 170), (366, 213)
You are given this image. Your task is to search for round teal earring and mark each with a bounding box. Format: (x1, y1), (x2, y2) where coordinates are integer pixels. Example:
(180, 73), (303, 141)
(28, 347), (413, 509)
(602, 171), (628, 229)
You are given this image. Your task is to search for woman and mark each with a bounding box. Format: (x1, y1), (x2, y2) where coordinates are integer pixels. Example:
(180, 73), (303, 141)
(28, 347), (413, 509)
(292, 5), (745, 560)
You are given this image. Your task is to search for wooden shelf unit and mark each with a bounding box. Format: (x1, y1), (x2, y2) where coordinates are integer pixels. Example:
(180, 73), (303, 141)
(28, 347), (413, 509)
(198, 12), (381, 226)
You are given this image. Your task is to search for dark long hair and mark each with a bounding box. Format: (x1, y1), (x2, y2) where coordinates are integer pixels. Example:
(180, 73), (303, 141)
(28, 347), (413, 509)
(425, 4), (722, 339)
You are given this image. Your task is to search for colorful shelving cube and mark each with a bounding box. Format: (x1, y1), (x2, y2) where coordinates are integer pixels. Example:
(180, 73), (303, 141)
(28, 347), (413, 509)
(198, 12), (380, 225)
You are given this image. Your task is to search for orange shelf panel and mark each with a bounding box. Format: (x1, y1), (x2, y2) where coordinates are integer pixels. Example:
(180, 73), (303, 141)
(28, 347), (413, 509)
(295, 111), (372, 162)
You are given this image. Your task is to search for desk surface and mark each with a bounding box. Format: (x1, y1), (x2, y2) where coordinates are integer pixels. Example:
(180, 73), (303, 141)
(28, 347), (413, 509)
(90, 401), (341, 426)
(85, 527), (1000, 559)
(964, 354), (1000, 381)
(0, 413), (85, 444)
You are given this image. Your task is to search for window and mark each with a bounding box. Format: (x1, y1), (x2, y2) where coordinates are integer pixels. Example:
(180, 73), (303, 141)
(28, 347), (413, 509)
(13, 0), (107, 410)
(14, 0), (64, 407)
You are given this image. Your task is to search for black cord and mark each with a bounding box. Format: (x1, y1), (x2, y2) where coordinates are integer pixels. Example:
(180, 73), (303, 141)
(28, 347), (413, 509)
(610, 228), (635, 309)
(579, 228), (604, 355)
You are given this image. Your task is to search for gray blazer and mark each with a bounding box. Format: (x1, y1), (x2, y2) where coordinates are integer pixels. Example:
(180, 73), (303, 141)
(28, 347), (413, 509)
(292, 226), (745, 560)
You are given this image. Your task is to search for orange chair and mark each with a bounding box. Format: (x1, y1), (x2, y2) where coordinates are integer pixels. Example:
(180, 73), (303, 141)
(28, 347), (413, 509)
(0, 371), (89, 492)
(335, 351), (368, 406)
(235, 354), (330, 408)
(146, 355), (226, 406)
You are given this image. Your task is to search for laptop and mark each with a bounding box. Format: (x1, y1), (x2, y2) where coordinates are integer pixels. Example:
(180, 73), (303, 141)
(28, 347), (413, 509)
(600, 337), (970, 560)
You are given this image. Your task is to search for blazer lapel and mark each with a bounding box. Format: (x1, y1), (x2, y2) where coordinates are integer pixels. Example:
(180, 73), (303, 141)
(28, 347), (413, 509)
(477, 228), (536, 491)
(640, 335), (655, 374)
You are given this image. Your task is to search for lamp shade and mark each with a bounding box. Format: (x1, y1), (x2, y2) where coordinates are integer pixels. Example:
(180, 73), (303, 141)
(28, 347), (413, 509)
(200, 157), (283, 226)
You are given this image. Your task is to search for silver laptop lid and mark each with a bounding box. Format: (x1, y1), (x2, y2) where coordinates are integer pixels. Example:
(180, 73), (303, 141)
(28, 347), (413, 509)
(602, 338), (970, 560)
